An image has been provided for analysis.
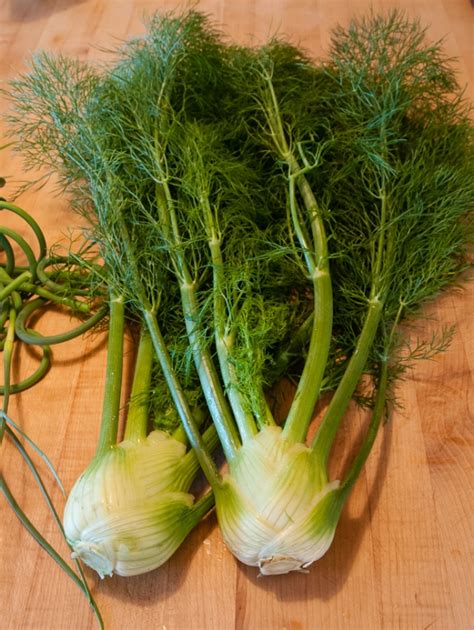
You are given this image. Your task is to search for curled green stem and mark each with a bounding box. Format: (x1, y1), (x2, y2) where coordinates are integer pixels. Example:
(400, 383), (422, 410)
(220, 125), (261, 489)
(0, 227), (37, 280)
(15, 298), (107, 346)
(0, 336), (51, 395)
(0, 233), (15, 275)
(0, 201), (47, 261)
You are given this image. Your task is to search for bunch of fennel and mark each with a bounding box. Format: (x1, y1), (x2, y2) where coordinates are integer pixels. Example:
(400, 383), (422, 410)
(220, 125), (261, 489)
(5, 10), (473, 578)
(206, 11), (473, 572)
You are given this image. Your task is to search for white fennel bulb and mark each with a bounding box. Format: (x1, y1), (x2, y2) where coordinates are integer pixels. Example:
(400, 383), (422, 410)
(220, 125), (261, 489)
(214, 426), (344, 575)
(63, 430), (209, 578)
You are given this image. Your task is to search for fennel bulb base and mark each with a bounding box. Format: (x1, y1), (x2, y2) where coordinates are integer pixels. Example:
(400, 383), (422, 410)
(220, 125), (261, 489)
(71, 541), (115, 579)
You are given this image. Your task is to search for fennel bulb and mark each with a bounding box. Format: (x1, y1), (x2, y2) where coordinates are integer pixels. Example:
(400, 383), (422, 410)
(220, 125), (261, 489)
(62, 315), (214, 579)
(63, 430), (205, 578)
(215, 427), (343, 575)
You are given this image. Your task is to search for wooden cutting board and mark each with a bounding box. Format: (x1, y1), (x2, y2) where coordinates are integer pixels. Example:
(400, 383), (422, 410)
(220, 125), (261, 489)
(1, 1), (472, 628)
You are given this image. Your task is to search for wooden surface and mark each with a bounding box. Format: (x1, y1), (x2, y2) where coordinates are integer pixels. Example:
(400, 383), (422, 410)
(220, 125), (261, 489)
(0, 1), (473, 628)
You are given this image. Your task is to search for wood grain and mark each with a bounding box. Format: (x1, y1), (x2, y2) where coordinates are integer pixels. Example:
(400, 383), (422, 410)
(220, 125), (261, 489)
(0, 1), (472, 628)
